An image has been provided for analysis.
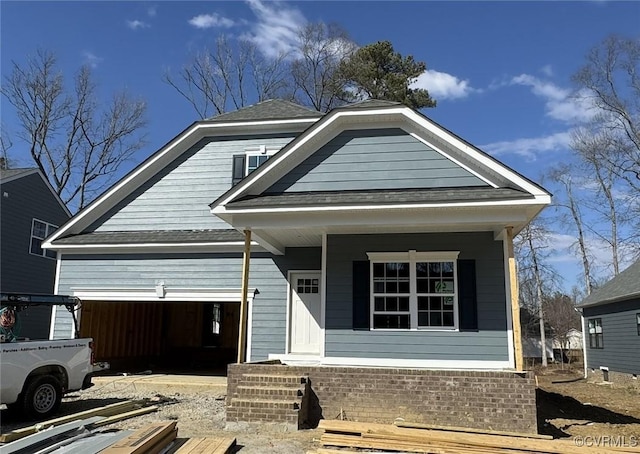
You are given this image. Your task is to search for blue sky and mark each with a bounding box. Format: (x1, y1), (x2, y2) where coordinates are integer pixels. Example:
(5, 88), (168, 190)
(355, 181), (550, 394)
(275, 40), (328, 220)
(2, 1), (639, 291)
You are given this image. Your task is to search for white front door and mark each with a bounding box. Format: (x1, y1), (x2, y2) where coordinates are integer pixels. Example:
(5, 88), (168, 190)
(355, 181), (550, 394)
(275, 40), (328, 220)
(289, 272), (321, 355)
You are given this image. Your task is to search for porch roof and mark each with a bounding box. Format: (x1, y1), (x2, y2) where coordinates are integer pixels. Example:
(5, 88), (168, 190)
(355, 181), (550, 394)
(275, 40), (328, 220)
(225, 187), (533, 209)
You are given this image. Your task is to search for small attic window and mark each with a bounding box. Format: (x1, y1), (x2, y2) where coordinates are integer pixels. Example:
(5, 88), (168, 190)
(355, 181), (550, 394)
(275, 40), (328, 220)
(231, 145), (279, 185)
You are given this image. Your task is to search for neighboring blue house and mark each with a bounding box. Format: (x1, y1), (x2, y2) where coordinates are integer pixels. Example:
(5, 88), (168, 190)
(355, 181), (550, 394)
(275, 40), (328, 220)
(0, 168), (71, 339)
(578, 260), (640, 386)
(43, 99), (550, 431)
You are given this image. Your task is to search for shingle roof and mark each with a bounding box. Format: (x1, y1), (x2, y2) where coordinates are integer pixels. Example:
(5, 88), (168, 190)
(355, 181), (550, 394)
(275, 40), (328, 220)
(225, 187), (532, 209)
(578, 259), (640, 307)
(0, 168), (38, 182)
(340, 99), (402, 109)
(53, 229), (244, 245)
(207, 99), (322, 122)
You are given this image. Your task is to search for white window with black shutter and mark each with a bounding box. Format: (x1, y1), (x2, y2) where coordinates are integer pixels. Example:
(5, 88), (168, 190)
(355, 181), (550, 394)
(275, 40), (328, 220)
(231, 145), (278, 185)
(365, 251), (461, 330)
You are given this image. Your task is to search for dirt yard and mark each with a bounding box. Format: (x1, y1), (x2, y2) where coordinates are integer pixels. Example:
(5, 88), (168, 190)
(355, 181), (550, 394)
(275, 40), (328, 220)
(536, 366), (640, 441)
(2, 368), (640, 452)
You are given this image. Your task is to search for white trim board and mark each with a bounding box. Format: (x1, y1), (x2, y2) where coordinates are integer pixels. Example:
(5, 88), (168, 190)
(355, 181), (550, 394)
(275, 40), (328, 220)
(268, 354), (512, 371)
(69, 287), (257, 302)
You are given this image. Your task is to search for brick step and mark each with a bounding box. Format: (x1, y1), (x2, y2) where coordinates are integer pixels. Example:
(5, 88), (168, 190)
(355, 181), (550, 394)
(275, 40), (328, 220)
(240, 374), (308, 385)
(236, 385), (304, 399)
(229, 398), (301, 410)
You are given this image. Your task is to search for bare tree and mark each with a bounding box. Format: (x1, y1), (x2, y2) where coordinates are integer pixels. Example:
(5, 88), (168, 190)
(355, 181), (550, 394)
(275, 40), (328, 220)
(163, 36), (290, 119)
(291, 22), (357, 112)
(2, 50), (146, 211)
(543, 292), (581, 368)
(0, 123), (13, 169)
(572, 35), (640, 191)
(548, 165), (594, 294)
(516, 221), (561, 366)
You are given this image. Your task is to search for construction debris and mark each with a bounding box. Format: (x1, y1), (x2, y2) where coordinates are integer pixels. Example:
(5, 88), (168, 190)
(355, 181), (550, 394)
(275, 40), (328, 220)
(311, 419), (640, 454)
(0, 399), (236, 454)
(0, 400), (146, 443)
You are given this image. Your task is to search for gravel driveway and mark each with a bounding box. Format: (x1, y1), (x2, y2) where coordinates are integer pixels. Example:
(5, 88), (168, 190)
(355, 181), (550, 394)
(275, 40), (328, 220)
(0, 374), (319, 453)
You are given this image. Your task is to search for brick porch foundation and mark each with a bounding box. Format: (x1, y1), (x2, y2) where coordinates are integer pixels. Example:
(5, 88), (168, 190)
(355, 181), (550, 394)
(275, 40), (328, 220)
(226, 362), (538, 434)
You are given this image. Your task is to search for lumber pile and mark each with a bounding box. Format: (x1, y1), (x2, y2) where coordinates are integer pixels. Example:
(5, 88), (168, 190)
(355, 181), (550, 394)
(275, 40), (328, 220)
(0, 401), (236, 454)
(311, 419), (640, 454)
(0, 400), (155, 443)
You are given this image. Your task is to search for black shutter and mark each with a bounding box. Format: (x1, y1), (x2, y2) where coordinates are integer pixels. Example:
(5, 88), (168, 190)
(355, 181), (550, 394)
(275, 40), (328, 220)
(458, 259), (478, 331)
(232, 154), (246, 185)
(352, 261), (370, 330)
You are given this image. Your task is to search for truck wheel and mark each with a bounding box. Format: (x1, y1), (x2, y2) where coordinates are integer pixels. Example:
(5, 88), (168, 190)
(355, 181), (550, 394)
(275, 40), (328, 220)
(20, 375), (62, 420)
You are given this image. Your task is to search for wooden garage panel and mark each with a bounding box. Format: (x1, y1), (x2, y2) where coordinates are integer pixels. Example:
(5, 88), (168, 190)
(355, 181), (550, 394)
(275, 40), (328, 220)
(80, 301), (163, 361)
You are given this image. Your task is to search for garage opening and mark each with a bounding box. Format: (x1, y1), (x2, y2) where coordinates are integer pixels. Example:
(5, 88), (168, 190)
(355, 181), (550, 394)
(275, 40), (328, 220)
(79, 301), (239, 374)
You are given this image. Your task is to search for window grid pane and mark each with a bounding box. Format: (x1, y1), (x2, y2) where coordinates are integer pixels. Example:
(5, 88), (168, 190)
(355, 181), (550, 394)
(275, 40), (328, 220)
(30, 219), (58, 259)
(372, 261), (411, 328)
(416, 261), (455, 328)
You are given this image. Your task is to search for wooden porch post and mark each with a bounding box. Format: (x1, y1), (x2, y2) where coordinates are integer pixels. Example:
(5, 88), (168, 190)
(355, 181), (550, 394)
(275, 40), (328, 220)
(506, 227), (524, 371)
(237, 229), (251, 363)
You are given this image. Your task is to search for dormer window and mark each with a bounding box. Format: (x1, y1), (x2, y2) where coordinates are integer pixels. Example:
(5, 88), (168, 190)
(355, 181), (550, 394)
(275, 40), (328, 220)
(246, 145), (272, 175)
(232, 145), (279, 185)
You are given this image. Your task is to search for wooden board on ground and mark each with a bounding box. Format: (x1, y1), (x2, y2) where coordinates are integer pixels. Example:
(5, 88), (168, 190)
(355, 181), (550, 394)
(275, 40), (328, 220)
(318, 420), (640, 454)
(89, 405), (159, 428)
(0, 400), (138, 443)
(102, 421), (177, 454)
(173, 437), (237, 454)
(393, 420), (553, 440)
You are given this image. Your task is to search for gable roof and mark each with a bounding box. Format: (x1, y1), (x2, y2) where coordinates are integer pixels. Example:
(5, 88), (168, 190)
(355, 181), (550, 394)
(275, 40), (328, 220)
(212, 102), (551, 212)
(208, 99), (322, 122)
(579, 259), (640, 307)
(0, 167), (71, 217)
(0, 167), (39, 183)
(43, 103), (320, 248)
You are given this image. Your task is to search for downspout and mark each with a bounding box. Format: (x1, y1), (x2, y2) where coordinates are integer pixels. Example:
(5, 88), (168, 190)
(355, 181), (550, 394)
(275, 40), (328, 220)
(237, 229), (252, 363)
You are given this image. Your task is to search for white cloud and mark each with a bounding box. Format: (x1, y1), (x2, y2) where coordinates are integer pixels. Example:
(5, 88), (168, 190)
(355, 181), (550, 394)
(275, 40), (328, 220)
(82, 51), (103, 68)
(244, 0), (307, 58)
(411, 69), (476, 100)
(147, 6), (157, 17)
(510, 74), (594, 124)
(126, 19), (149, 30)
(481, 131), (571, 160)
(540, 64), (554, 77)
(188, 13), (235, 29)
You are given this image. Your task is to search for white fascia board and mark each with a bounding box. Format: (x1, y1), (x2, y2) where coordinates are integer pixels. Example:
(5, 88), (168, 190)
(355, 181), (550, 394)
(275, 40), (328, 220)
(45, 118), (316, 245)
(71, 287), (258, 302)
(215, 208), (531, 234)
(214, 195), (551, 216)
(251, 231), (285, 255)
(45, 241), (264, 254)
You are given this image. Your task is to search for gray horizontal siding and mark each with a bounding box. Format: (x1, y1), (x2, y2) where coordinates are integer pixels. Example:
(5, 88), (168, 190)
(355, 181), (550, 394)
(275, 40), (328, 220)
(584, 300), (640, 375)
(1, 173), (69, 340)
(55, 249), (321, 360)
(267, 128), (487, 193)
(325, 232), (509, 361)
(90, 134), (295, 232)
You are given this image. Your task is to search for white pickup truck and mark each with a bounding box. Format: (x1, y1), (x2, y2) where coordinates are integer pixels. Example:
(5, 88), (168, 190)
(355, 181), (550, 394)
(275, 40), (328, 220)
(0, 294), (107, 419)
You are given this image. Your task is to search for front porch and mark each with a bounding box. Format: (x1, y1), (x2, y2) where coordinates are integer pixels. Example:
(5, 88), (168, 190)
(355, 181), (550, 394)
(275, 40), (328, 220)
(226, 360), (538, 434)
